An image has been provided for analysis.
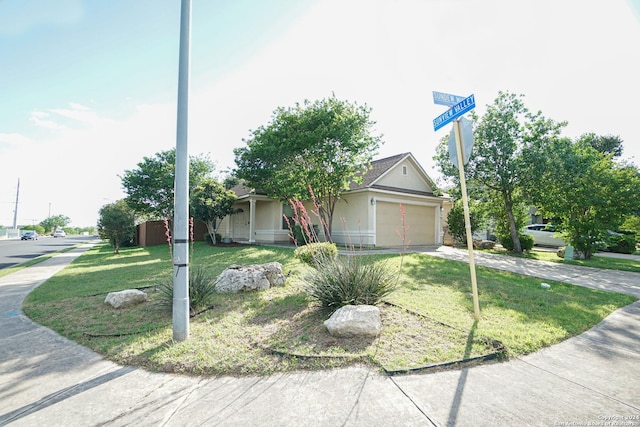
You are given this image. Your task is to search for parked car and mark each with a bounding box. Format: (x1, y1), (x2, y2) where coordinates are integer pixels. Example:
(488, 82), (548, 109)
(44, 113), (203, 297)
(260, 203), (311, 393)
(53, 229), (66, 238)
(523, 224), (567, 247)
(21, 231), (39, 240)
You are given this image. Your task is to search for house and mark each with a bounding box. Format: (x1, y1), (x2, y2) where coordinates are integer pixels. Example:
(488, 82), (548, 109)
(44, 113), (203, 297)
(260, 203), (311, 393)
(218, 153), (452, 247)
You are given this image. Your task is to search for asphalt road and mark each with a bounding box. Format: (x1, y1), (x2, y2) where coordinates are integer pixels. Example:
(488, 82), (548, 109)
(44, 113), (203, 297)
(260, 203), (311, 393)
(0, 236), (94, 269)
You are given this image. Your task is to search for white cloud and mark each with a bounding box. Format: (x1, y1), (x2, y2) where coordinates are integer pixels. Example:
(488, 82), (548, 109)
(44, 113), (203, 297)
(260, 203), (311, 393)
(0, 102), (178, 227)
(0, 132), (33, 147)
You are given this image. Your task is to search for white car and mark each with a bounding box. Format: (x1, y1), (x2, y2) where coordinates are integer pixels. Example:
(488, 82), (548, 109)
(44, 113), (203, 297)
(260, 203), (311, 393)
(523, 224), (566, 247)
(53, 229), (66, 238)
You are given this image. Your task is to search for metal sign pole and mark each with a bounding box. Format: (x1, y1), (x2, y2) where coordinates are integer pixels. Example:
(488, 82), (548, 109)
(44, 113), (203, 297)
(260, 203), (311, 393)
(453, 119), (481, 321)
(173, 0), (191, 342)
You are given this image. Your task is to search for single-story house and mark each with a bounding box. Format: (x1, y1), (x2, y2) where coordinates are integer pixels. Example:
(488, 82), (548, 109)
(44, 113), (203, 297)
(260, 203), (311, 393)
(218, 153), (452, 247)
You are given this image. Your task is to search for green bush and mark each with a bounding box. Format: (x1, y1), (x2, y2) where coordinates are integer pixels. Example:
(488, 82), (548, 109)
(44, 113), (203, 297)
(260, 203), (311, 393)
(294, 242), (338, 266)
(304, 255), (398, 309)
(499, 233), (534, 252)
(158, 265), (217, 314)
(606, 233), (637, 254)
(292, 224), (320, 245)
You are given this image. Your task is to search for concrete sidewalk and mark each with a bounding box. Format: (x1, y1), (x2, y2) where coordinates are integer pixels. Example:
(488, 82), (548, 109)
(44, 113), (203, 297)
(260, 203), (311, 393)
(1, 244), (639, 426)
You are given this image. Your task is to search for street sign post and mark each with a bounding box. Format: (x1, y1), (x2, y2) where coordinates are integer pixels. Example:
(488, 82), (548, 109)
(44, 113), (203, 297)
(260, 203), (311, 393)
(433, 91), (480, 321)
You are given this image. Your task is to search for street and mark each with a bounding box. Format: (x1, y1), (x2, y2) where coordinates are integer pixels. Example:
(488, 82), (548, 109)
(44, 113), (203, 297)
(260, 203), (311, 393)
(0, 236), (94, 269)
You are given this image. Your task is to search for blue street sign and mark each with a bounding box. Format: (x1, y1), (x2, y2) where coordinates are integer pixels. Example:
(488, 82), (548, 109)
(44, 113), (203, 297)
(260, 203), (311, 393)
(433, 94), (475, 131)
(432, 91), (466, 107)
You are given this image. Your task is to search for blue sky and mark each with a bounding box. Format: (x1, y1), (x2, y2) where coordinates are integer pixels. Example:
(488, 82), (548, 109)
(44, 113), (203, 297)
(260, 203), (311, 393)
(1, 0), (639, 227)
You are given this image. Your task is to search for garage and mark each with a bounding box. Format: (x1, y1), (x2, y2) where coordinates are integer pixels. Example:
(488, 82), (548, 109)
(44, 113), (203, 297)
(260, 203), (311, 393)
(375, 201), (436, 246)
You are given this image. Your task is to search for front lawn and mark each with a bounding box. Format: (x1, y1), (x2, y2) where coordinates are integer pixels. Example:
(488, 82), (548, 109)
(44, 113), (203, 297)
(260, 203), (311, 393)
(23, 243), (636, 376)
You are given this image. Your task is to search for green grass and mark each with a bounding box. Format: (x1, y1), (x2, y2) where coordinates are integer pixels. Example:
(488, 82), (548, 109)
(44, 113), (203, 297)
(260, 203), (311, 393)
(485, 247), (640, 273)
(22, 242), (636, 376)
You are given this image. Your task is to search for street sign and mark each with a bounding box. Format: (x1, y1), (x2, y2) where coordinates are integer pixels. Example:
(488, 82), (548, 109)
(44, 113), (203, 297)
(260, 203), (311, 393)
(431, 90), (481, 321)
(448, 117), (473, 168)
(432, 91), (466, 107)
(433, 94), (475, 131)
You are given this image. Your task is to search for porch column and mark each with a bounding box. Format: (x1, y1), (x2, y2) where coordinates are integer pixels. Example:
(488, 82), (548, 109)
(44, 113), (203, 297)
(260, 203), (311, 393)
(248, 199), (256, 243)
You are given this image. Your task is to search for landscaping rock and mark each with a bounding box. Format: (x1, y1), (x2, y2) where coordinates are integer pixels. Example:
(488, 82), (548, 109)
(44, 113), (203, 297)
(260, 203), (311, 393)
(473, 240), (496, 250)
(215, 262), (286, 293)
(324, 305), (382, 338)
(105, 289), (148, 309)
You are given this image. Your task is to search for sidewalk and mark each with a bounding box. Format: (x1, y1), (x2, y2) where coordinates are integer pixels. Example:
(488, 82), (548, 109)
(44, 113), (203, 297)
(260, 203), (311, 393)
(1, 244), (639, 426)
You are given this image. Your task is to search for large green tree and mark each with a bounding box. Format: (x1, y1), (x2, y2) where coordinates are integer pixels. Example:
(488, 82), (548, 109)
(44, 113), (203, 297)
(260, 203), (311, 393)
(435, 91), (565, 253)
(40, 214), (71, 234)
(526, 137), (640, 259)
(190, 178), (238, 244)
(234, 95), (382, 240)
(121, 149), (215, 220)
(97, 199), (136, 254)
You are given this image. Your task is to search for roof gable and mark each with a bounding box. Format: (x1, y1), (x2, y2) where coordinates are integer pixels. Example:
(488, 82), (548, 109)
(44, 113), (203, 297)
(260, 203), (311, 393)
(350, 152), (437, 195)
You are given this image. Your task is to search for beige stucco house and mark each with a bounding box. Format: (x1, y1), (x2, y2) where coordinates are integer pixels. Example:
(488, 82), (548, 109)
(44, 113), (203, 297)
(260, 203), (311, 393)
(217, 153), (452, 247)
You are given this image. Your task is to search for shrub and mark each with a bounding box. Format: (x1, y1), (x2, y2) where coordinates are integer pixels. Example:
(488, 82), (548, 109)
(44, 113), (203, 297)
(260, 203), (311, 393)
(303, 255), (398, 309)
(447, 200), (485, 244)
(606, 233), (637, 254)
(292, 224), (320, 245)
(158, 265), (217, 314)
(499, 233), (534, 252)
(294, 242), (338, 266)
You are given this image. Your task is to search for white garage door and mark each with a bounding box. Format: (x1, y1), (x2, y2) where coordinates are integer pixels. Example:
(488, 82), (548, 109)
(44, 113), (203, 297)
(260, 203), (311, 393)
(376, 202), (436, 246)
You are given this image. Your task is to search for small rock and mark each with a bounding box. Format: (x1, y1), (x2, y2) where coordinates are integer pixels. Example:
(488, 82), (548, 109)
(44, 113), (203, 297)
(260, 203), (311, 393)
(473, 240), (496, 250)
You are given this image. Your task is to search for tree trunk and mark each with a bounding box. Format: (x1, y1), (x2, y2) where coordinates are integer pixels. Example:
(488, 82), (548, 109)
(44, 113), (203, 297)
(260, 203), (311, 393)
(205, 220), (216, 245)
(504, 193), (522, 253)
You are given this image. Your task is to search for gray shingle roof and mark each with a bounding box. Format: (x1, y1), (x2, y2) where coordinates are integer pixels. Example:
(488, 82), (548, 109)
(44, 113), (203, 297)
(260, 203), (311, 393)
(349, 152), (409, 190)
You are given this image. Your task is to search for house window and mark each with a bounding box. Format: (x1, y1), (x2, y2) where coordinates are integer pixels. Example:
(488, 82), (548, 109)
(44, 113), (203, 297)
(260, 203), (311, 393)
(282, 203), (294, 230)
(402, 165), (407, 175)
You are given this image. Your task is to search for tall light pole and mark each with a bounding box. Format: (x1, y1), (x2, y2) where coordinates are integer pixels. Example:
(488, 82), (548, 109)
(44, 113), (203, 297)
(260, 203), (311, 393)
(12, 178), (20, 230)
(173, 0), (192, 342)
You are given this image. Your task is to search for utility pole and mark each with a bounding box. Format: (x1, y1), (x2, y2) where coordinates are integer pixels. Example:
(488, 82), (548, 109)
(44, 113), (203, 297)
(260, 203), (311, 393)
(172, 0), (192, 342)
(12, 178), (19, 230)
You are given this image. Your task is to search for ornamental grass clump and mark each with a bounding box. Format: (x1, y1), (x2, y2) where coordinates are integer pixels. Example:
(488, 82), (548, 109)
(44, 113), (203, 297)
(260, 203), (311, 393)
(304, 254), (398, 309)
(158, 265), (217, 315)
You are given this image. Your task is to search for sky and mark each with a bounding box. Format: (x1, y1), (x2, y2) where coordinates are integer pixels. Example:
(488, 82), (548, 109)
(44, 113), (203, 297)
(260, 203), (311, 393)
(1, 0), (639, 228)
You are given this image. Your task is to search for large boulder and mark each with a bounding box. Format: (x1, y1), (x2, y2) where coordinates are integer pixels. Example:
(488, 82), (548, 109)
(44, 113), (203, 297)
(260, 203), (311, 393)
(324, 305), (382, 338)
(105, 289), (148, 309)
(215, 262), (286, 293)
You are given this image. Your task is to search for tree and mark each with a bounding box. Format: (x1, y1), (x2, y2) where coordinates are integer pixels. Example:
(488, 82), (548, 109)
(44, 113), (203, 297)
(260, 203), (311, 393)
(121, 148), (215, 220)
(577, 132), (624, 158)
(22, 224), (45, 234)
(527, 138), (640, 259)
(190, 178), (238, 244)
(234, 95), (382, 241)
(98, 200), (136, 254)
(435, 91), (565, 253)
(40, 214), (71, 234)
